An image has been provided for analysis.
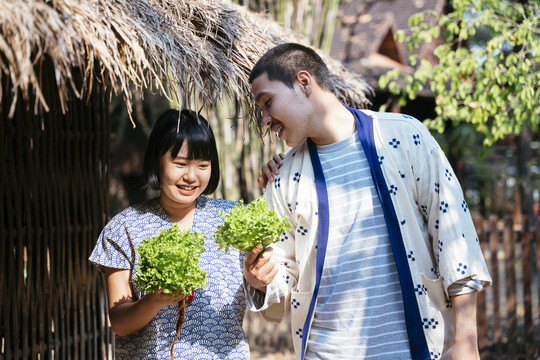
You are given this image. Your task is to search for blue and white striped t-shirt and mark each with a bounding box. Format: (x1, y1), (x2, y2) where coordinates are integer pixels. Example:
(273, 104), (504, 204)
(305, 133), (411, 359)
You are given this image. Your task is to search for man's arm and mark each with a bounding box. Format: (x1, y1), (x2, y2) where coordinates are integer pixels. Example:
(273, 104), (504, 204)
(443, 292), (480, 360)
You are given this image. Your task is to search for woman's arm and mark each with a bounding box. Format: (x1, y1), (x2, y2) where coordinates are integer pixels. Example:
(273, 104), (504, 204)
(104, 267), (186, 336)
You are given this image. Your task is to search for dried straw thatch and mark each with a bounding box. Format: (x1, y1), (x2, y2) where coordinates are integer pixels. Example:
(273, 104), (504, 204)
(0, 0), (372, 124)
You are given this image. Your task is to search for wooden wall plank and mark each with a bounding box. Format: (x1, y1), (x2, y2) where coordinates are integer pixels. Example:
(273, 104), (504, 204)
(488, 214), (502, 353)
(503, 216), (518, 354)
(521, 217), (533, 357)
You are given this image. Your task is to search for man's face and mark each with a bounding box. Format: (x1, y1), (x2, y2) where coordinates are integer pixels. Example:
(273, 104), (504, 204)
(251, 72), (313, 147)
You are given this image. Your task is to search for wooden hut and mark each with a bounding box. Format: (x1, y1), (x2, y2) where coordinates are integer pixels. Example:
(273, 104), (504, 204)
(0, 0), (371, 358)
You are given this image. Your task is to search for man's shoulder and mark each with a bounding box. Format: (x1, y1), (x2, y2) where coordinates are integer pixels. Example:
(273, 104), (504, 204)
(357, 109), (435, 141)
(360, 109), (424, 128)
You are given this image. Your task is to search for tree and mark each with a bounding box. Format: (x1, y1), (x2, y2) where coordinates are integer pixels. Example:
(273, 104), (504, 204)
(379, 0), (539, 147)
(379, 0), (539, 221)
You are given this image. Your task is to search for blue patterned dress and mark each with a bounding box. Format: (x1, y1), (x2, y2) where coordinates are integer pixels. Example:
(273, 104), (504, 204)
(89, 196), (249, 359)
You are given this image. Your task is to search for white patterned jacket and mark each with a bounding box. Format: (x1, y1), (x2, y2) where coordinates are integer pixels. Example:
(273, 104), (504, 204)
(245, 109), (492, 360)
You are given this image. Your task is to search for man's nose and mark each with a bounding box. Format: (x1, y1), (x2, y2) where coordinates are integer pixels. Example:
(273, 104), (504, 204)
(261, 112), (272, 127)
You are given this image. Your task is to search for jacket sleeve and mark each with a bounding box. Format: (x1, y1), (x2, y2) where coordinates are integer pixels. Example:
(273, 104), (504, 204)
(413, 129), (492, 294)
(243, 149), (302, 323)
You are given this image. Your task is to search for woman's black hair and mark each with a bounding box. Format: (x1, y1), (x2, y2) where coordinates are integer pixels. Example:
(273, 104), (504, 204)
(142, 109), (220, 195)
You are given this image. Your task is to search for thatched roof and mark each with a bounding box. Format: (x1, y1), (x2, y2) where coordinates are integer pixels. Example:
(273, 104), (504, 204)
(0, 0), (372, 124)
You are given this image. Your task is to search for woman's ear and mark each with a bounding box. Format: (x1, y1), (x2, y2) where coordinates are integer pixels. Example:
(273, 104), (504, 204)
(296, 71), (313, 96)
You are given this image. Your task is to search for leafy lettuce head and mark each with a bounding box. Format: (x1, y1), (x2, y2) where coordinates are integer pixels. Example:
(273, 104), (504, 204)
(214, 195), (291, 253)
(134, 225), (207, 295)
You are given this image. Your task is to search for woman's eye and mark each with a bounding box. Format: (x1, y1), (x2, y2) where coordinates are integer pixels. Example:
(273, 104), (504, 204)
(264, 98), (271, 107)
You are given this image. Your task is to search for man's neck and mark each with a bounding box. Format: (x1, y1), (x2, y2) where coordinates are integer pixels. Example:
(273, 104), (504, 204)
(309, 102), (355, 146)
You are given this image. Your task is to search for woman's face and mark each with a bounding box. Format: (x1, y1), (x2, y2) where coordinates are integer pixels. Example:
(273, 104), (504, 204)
(158, 141), (212, 210)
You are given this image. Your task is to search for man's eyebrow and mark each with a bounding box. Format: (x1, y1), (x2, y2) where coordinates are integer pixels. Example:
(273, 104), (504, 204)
(254, 91), (268, 104)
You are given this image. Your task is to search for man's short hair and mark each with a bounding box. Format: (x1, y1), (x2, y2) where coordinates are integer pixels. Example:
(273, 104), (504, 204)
(142, 109), (220, 194)
(249, 43), (334, 92)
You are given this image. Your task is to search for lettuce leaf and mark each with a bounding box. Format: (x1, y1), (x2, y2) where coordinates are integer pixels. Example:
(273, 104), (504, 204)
(133, 225), (207, 295)
(214, 195), (291, 253)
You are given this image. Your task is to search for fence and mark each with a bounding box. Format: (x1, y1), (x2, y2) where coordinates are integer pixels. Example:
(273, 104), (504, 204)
(475, 215), (540, 359)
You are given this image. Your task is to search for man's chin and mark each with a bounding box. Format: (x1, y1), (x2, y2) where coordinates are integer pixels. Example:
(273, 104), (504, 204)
(285, 139), (296, 147)
(285, 137), (304, 148)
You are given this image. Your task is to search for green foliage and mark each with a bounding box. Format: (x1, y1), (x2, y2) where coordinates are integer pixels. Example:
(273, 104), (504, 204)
(214, 195), (291, 253)
(379, 0), (540, 146)
(134, 225), (208, 295)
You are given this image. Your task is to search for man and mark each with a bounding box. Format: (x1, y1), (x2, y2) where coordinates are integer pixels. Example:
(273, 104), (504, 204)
(243, 43), (491, 360)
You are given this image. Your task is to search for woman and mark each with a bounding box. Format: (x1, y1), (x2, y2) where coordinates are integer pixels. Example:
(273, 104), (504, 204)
(89, 109), (249, 359)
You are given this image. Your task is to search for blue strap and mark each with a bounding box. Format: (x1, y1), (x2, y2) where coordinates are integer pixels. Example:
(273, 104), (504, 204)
(300, 138), (330, 360)
(350, 108), (430, 360)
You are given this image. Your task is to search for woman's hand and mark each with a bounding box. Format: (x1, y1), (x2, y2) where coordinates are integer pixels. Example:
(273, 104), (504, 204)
(104, 267), (187, 336)
(145, 289), (187, 307)
(258, 153), (285, 188)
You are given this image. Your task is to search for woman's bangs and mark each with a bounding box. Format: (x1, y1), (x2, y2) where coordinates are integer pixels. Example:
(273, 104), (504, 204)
(185, 131), (214, 161)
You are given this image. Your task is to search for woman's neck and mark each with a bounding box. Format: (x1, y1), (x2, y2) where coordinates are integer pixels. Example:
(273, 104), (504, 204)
(159, 195), (197, 230)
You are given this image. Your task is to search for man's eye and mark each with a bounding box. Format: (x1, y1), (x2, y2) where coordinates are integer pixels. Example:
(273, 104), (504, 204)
(264, 99), (271, 107)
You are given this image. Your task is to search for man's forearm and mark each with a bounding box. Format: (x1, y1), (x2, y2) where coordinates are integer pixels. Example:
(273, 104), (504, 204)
(448, 292), (480, 360)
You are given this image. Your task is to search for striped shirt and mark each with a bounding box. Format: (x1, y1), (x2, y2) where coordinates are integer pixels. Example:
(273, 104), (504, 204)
(305, 133), (411, 359)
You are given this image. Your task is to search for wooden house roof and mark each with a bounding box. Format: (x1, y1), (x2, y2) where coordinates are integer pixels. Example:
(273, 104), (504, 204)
(330, 0), (447, 88)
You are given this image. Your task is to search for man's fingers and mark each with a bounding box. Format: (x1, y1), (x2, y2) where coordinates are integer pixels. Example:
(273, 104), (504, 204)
(257, 175), (267, 189)
(268, 159), (280, 175)
(244, 244), (265, 265)
(266, 262), (279, 281)
(258, 164), (275, 188)
(273, 153), (285, 167)
(259, 153), (285, 189)
(252, 247), (274, 269)
(246, 246), (274, 271)
(244, 252), (278, 292)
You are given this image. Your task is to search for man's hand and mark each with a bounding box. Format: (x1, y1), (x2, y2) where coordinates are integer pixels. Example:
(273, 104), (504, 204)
(258, 153), (285, 188)
(244, 244), (279, 293)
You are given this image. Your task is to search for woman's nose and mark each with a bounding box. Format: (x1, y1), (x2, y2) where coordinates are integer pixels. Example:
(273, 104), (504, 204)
(183, 166), (197, 180)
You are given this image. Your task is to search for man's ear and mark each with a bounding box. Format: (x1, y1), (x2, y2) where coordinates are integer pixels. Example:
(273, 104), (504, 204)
(296, 71), (313, 96)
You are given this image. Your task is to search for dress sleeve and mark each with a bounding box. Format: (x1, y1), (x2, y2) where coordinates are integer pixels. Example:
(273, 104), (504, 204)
(88, 216), (136, 272)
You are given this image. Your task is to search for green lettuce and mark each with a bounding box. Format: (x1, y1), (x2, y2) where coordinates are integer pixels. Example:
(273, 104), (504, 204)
(214, 195), (291, 253)
(133, 225), (207, 295)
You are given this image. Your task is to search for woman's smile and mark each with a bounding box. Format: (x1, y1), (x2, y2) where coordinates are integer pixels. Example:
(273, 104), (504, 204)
(177, 184), (198, 196)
